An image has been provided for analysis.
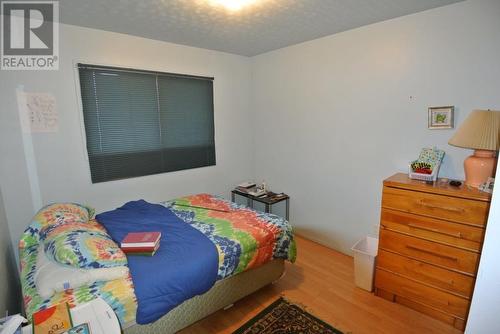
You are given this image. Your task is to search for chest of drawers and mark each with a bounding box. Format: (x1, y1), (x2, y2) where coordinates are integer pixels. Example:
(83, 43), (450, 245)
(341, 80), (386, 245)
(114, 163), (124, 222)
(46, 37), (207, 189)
(374, 173), (491, 331)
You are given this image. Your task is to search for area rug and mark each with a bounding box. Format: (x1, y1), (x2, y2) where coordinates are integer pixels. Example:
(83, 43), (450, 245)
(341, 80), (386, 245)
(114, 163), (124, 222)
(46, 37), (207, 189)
(233, 297), (343, 334)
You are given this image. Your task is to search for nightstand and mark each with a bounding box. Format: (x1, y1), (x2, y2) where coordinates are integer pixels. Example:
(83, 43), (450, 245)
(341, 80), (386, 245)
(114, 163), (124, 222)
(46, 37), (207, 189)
(231, 190), (290, 220)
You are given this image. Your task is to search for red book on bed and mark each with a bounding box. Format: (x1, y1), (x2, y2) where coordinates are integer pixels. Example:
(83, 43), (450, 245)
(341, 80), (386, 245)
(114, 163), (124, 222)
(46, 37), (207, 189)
(121, 232), (161, 248)
(122, 242), (160, 253)
(122, 242), (160, 256)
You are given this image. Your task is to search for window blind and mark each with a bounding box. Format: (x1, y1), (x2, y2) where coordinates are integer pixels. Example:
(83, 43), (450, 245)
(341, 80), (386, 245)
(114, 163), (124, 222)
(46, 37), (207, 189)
(78, 64), (215, 183)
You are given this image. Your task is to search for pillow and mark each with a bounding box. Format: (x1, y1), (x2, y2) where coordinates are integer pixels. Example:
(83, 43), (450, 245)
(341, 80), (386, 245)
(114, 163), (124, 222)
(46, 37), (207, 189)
(35, 203), (95, 231)
(40, 219), (106, 241)
(35, 245), (129, 299)
(20, 204), (95, 253)
(44, 228), (127, 269)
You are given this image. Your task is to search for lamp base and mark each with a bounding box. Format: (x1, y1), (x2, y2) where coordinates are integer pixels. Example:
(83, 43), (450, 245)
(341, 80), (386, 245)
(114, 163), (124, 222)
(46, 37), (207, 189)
(464, 150), (497, 188)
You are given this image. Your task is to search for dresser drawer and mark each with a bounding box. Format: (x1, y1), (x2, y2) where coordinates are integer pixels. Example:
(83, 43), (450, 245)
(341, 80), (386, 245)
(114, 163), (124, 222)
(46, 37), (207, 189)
(381, 209), (484, 252)
(377, 249), (475, 298)
(375, 269), (469, 318)
(382, 186), (489, 227)
(395, 294), (466, 331)
(379, 229), (480, 275)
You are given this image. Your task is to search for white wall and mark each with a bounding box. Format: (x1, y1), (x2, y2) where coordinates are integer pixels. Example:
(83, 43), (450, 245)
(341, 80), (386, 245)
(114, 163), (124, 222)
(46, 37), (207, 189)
(466, 166), (500, 333)
(1, 0), (498, 266)
(251, 0), (500, 254)
(0, 187), (20, 315)
(0, 23), (254, 253)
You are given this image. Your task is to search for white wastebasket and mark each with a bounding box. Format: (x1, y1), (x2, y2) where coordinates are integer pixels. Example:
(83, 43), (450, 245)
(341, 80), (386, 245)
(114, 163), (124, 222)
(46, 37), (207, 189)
(351, 236), (379, 292)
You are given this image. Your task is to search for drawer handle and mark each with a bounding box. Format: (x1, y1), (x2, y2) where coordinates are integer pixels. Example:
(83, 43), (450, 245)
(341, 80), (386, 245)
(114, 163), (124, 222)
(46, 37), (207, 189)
(406, 245), (459, 262)
(419, 200), (464, 214)
(408, 223), (462, 238)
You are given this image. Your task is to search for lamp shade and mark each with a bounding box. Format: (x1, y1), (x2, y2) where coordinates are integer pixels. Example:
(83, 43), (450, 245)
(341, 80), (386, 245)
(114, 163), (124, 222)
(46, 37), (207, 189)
(448, 109), (500, 150)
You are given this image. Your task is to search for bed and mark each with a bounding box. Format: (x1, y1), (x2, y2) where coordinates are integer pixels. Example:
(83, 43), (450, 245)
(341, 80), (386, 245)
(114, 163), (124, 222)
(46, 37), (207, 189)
(20, 194), (296, 333)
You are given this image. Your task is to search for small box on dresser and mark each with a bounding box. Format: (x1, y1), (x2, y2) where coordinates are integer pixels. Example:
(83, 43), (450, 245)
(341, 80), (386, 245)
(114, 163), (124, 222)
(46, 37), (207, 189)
(374, 173), (491, 331)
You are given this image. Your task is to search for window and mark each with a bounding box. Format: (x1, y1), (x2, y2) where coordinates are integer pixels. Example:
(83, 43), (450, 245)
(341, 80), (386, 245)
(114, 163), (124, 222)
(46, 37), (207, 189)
(78, 64), (216, 183)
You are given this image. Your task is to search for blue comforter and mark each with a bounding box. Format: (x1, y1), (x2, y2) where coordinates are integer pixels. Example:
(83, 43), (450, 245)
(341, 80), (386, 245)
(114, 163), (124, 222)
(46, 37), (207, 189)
(96, 200), (218, 324)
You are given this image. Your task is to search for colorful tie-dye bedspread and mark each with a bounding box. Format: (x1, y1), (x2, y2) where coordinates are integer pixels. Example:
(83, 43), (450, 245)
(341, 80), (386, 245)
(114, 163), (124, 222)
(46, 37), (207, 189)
(163, 194), (297, 280)
(19, 204), (137, 326)
(20, 196), (296, 326)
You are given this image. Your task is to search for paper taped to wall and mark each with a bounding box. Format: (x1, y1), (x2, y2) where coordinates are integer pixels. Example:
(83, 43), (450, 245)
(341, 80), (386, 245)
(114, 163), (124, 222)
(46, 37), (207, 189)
(17, 91), (58, 133)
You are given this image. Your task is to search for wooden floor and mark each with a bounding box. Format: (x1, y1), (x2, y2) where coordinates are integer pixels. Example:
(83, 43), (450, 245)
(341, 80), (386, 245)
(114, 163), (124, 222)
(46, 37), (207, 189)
(180, 236), (463, 334)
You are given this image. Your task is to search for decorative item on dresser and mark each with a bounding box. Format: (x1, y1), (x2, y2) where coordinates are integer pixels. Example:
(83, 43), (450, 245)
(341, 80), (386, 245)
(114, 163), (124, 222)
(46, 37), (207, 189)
(374, 173), (491, 331)
(448, 109), (500, 188)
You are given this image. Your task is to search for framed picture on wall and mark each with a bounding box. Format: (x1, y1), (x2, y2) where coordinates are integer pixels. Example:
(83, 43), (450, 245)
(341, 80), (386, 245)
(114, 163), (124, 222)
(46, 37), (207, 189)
(428, 106), (454, 129)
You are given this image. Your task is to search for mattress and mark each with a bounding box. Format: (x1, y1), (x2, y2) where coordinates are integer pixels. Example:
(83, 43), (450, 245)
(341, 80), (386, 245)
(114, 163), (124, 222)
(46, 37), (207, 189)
(20, 195), (296, 327)
(124, 259), (285, 334)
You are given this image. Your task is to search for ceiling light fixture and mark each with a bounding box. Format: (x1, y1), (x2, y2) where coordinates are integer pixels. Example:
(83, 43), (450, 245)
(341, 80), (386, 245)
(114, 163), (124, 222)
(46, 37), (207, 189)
(209, 0), (257, 11)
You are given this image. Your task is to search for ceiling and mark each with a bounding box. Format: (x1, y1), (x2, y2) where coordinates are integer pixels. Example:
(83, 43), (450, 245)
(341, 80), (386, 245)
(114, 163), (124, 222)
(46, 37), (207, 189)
(59, 0), (464, 57)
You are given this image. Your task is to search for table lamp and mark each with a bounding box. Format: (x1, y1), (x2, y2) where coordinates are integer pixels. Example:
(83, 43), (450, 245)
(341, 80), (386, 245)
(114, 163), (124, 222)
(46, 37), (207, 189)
(448, 109), (500, 188)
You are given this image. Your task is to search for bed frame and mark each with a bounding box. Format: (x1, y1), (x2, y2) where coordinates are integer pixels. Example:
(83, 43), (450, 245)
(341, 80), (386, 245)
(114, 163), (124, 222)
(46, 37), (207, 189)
(124, 259), (285, 334)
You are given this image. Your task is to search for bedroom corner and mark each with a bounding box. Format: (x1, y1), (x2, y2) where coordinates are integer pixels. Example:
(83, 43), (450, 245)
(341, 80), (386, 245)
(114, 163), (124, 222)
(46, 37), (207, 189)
(0, 186), (22, 316)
